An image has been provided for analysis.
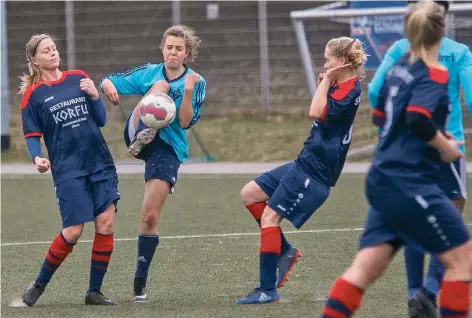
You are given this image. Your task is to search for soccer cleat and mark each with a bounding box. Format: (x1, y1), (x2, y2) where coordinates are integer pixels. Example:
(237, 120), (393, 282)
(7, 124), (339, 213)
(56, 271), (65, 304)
(128, 128), (156, 157)
(234, 288), (280, 305)
(277, 247), (302, 288)
(132, 289), (148, 303)
(408, 288), (438, 318)
(22, 281), (45, 307)
(132, 278), (148, 303)
(84, 291), (115, 305)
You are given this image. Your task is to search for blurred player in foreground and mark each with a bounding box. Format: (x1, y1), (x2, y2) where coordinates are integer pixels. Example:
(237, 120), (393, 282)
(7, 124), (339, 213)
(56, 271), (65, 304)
(234, 36), (367, 304)
(368, 1), (472, 315)
(100, 25), (206, 303)
(19, 34), (120, 306)
(321, 2), (472, 317)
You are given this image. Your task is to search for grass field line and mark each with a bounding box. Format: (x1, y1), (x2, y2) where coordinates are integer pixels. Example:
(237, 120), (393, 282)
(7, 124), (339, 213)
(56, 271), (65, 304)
(0, 227), (367, 247)
(3, 224), (472, 247)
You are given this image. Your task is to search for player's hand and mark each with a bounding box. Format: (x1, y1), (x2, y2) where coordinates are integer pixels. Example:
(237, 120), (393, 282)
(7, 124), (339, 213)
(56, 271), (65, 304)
(34, 157), (50, 173)
(184, 73), (200, 91)
(101, 79), (120, 105)
(317, 73), (325, 86)
(80, 78), (99, 101)
(325, 63), (352, 82)
(440, 139), (464, 162)
(444, 131), (454, 140)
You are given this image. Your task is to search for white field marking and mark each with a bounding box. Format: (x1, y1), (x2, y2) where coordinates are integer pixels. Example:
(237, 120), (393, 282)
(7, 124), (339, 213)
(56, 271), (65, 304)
(3, 224), (472, 247)
(1, 227), (365, 247)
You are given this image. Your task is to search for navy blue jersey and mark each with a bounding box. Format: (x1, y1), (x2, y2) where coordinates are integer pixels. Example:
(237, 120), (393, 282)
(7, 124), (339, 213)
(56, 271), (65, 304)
(21, 70), (115, 184)
(370, 55), (449, 185)
(296, 77), (362, 186)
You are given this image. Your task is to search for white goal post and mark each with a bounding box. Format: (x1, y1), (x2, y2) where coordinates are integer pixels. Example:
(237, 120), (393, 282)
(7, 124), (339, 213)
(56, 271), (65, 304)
(291, 2), (472, 97)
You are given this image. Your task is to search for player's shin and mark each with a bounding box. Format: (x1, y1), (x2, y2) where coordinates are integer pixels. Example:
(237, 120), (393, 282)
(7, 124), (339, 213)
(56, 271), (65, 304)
(424, 255), (444, 300)
(403, 247), (426, 298)
(134, 233), (159, 289)
(247, 202), (291, 254)
(36, 232), (75, 287)
(89, 233), (114, 292)
(321, 278), (363, 318)
(259, 226), (282, 291)
(439, 281), (470, 318)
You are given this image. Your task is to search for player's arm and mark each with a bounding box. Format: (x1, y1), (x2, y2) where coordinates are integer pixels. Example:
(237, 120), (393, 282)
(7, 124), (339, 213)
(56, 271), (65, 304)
(87, 97), (107, 127)
(309, 75), (331, 119)
(458, 47), (472, 114)
(79, 73), (107, 127)
(179, 74), (206, 129)
(100, 64), (153, 105)
(188, 78), (206, 129)
(311, 82), (360, 123)
(372, 82), (388, 128)
(406, 76), (461, 162)
(21, 89), (50, 172)
(368, 40), (405, 108)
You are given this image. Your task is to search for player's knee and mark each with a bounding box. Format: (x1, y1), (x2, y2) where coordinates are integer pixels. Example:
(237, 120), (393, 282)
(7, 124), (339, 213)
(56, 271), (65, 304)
(151, 80), (170, 94)
(260, 208), (280, 227)
(240, 181), (264, 205)
(441, 242), (472, 275)
(95, 215), (114, 234)
(141, 210), (159, 230)
(452, 198), (466, 213)
(62, 224), (84, 243)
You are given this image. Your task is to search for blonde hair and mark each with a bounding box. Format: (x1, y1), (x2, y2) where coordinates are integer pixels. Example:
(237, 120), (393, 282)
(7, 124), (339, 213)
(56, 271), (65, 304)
(18, 33), (56, 94)
(326, 36), (367, 78)
(404, 1), (445, 63)
(159, 25), (201, 62)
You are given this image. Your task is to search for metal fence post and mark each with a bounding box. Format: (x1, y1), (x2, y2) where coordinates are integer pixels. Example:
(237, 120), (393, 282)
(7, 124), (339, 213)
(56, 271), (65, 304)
(172, 0), (181, 25)
(1, 0), (10, 151)
(65, 1), (76, 70)
(258, 0), (270, 111)
(292, 19), (316, 97)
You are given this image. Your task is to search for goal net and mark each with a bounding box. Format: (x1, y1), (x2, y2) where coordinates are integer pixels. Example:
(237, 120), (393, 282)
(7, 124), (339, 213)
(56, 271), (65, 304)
(290, 1), (472, 160)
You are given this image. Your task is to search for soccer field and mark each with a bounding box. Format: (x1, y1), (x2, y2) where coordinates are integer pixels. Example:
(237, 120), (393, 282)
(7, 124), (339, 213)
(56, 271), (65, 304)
(2, 173), (472, 317)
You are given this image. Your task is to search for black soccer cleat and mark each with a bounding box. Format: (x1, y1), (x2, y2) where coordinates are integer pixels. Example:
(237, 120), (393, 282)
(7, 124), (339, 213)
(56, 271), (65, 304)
(84, 291), (115, 305)
(408, 288), (438, 318)
(132, 277), (148, 303)
(22, 280), (45, 307)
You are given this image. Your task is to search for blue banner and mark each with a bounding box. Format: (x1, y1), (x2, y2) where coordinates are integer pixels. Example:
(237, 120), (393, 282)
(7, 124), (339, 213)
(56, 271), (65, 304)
(350, 1), (406, 69)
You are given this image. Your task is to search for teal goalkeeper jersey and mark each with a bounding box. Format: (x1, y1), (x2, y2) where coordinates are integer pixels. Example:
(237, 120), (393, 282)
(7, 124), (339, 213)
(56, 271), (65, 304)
(368, 37), (472, 153)
(100, 63), (206, 162)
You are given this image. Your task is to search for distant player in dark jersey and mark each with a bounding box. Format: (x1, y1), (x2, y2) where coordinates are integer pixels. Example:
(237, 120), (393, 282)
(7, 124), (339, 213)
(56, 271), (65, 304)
(235, 37), (367, 305)
(100, 25), (206, 303)
(19, 34), (120, 306)
(369, 2), (472, 314)
(321, 3), (472, 317)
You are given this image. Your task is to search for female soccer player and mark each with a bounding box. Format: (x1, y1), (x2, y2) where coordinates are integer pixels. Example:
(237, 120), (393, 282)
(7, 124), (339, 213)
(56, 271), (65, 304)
(100, 25), (206, 303)
(235, 36), (367, 304)
(321, 2), (472, 317)
(19, 34), (120, 306)
(368, 1), (472, 315)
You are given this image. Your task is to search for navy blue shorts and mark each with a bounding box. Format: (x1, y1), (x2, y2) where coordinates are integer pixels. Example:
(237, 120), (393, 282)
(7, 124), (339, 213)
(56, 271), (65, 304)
(360, 172), (470, 254)
(255, 161), (330, 229)
(124, 111), (180, 193)
(55, 166), (120, 228)
(438, 157), (467, 200)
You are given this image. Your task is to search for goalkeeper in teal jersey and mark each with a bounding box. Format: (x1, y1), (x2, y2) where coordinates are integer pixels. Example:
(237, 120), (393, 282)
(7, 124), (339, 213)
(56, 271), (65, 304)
(368, 1), (472, 316)
(100, 25), (206, 303)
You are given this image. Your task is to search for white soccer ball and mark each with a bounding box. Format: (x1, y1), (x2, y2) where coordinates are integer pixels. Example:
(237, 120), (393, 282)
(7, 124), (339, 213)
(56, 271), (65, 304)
(138, 92), (176, 130)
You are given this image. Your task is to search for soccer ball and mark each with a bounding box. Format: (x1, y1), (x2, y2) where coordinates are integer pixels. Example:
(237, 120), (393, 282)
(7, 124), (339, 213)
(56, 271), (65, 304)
(138, 92), (176, 130)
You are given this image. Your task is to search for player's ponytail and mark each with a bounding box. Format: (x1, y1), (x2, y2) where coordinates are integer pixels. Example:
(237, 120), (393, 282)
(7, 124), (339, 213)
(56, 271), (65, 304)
(404, 1), (445, 64)
(326, 36), (368, 79)
(18, 34), (54, 95)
